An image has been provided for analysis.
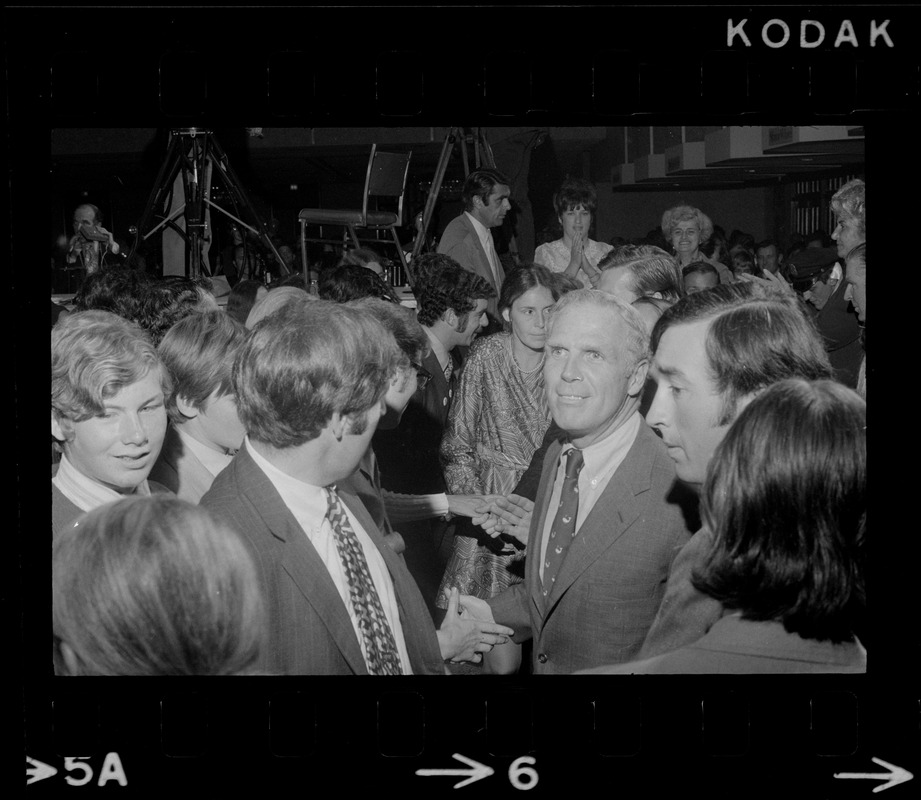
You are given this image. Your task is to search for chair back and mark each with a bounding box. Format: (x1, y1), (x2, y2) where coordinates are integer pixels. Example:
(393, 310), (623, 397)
(362, 144), (412, 226)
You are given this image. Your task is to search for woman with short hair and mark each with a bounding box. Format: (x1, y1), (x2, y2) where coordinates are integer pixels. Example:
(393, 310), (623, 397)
(534, 178), (613, 288)
(661, 204), (733, 284)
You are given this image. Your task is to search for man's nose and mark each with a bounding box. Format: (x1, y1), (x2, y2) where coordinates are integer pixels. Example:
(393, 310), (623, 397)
(120, 413), (148, 445)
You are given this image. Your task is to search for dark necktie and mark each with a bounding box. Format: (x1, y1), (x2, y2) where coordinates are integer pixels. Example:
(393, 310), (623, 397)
(541, 448), (584, 603)
(325, 486), (403, 675)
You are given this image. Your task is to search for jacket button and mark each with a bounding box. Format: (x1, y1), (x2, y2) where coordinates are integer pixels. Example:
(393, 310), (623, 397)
(537, 653), (548, 664)
(443, 397), (448, 406)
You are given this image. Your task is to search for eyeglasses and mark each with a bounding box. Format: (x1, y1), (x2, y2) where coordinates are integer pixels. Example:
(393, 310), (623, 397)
(411, 362), (432, 391)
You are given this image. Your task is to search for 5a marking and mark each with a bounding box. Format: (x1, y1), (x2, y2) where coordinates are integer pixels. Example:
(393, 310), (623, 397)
(26, 753), (127, 787)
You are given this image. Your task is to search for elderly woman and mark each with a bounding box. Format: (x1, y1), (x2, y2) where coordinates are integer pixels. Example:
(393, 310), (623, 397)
(52, 310), (171, 538)
(584, 378), (866, 674)
(53, 495), (266, 675)
(660, 204), (733, 284)
(534, 178), (613, 288)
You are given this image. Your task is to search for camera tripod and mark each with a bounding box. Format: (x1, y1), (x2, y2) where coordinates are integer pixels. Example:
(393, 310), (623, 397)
(131, 129), (289, 281)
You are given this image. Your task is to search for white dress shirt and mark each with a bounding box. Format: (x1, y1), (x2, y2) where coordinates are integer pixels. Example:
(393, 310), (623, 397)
(538, 411), (642, 582)
(465, 211), (501, 286)
(247, 438), (413, 674)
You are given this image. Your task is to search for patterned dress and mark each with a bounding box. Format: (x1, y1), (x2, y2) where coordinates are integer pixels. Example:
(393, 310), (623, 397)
(436, 332), (551, 604)
(533, 238), (613, 288)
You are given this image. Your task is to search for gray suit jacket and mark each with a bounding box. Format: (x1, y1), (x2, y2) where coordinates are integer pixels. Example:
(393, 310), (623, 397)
(437, 212), (504, 323)
(488, 422), (694, 674)
(200, 443), (445, 675)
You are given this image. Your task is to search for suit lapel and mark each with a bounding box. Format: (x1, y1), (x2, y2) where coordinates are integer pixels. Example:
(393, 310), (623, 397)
(542, 425), (657, 618)
(235, 445), (368, 674)
(526, 440), (564, 619)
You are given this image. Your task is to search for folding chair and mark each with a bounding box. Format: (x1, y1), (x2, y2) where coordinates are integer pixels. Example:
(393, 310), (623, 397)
(298, 144), (413, 285)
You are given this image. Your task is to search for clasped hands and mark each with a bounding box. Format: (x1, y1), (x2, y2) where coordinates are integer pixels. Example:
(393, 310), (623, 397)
(437, 587), (513, 664)
(568, 232), (601, 286)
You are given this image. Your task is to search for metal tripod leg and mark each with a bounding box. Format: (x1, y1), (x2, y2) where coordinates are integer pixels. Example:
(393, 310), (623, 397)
(207, 136), (289, 280)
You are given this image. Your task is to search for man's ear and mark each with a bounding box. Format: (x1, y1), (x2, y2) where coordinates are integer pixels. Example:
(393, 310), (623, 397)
(627, 359), (650, 398)
(175, 395), (200, 420)
(502, 307), (511, 324)
(443, 307), (458, 328)
(51, 413), (71, 443)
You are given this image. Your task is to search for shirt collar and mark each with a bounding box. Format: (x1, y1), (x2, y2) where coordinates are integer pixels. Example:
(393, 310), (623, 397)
(423, 325), (452, 375)
(52, 452), (150, 514)
(175, 426), (235, 477)
(465, 211), (492, 249)
(561, 411), (642, 484)
(244, 436), (328, 525)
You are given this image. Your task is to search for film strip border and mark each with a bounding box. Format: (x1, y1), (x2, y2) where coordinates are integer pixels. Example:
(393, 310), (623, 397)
(24, 682), (918, 792)
(36, 48), (920, 122)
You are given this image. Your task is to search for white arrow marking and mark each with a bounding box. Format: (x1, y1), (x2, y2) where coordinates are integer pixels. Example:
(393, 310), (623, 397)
(26, 756), (58, 785)
(834, 757), (914, 793)
(416, 752), (494, 789)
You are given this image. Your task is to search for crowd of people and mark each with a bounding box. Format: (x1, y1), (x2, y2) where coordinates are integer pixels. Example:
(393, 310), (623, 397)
(50, 170), (867, 675)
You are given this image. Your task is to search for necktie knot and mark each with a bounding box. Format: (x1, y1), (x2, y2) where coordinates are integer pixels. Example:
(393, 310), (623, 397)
(564, 448), (584, 481)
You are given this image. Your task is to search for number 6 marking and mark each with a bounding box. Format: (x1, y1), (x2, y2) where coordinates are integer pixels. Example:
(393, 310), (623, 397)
(509, 756), (538, 790)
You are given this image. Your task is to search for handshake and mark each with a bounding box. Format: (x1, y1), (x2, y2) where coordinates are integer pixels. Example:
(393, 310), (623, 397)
(452, 493), (534, 553)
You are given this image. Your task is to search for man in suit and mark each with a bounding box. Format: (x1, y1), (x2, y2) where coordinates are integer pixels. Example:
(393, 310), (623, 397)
(635, 282), (836, 660)
(461, 290), (695, 673)
(200, 297), (511, 675)
(437, 168), (511, 329)
(372, 254), (496, 619)
(150, 310), (248, 502)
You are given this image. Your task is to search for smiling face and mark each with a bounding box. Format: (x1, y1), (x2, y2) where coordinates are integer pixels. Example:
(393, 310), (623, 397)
(646, 320), (737, 486)
(755, 244), (781, 275)
(543, 303), (646, 448)
(504, 285), (555, 353)
(54, 368), (168, 493)
(472, 183), (511, 229)
(671, 219), (701, 262)
(559, 204), (592, 244)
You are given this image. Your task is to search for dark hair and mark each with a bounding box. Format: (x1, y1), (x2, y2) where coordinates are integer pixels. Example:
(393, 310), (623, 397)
(73, 266), (153, 321)
(158, 310), (248, 425)
(552, 177), (598, 216)
(599, 246), (684, 302)
(650, 282), (834, 424)
(226, 279), (264, 325)
(347, 297), (429, 369)
(682, 260), (720, 279)
(413, 253), (496, 327)
(498, 263), (574, 317)
(692, 379), (866, 642)
(318, 264), (398, 304)
(462, 168), (511, 212)
(274, 273), (308, 292)
(234, 299), (400, 448)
